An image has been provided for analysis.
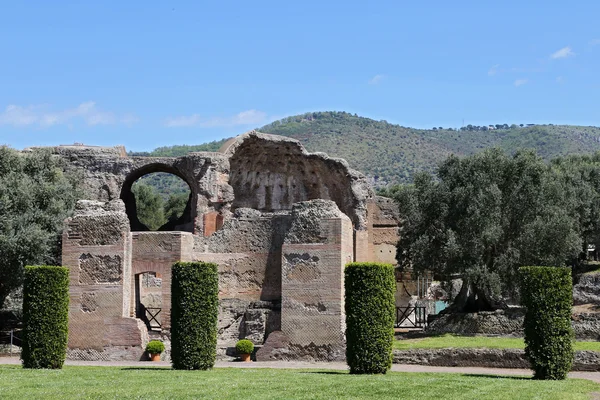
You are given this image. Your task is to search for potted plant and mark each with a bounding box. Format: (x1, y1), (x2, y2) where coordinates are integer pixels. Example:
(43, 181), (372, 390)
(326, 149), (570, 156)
(235, 339), (254, 362)
(146, 340), (165, 362)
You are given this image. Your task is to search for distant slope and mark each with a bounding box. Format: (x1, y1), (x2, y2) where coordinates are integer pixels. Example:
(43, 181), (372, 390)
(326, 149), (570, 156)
(128, 138), (229, 157)
(129, 111), (600, 187)
(259, 112), (600, 186)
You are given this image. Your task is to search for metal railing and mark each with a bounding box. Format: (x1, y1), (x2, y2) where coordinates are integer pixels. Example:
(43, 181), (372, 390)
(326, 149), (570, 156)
(0, 329), (22, 355)
(395, 306), (427, 328)
(144, 307), (162, 330)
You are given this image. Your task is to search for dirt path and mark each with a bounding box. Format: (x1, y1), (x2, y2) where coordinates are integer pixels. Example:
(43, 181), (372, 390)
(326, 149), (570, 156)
(2, 356), (599, 383)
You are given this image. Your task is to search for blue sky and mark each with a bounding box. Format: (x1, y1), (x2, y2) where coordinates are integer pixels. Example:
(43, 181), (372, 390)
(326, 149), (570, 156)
(1, 1), (599, 151)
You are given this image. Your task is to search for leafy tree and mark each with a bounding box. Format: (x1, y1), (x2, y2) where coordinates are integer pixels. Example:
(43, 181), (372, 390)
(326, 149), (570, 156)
(164, 192), (189, 223)
(0, 147), (79, 308)
(131, 183), (166, 230)
(551, 153), (600, 264)
(395, 149), (581, 311)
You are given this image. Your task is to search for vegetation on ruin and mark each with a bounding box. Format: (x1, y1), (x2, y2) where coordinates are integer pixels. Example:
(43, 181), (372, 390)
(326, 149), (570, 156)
(393, 334), (600, 352)
(21, 266), (69, 369)
(345, 262), (396, 374)
(171, 262), (219, 370)
(0, 147), (79, 309)
(520, 266), (574, 380)
(0, 365), (598, 399)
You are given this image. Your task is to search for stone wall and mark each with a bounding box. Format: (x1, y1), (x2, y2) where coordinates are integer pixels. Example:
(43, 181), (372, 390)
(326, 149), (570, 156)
(51, 131), (395, 361)
(426, 309), (526, 336)
(427, 308), (600, 340)
(574, 272), (600, 305)
(63, 200), (145, 361)
(392, 348), (600, 371)
(277, 200), (353, 361)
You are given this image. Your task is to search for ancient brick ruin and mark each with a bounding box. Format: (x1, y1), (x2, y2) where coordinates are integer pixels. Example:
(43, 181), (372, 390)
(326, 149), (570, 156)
(51, 131), (400, 361)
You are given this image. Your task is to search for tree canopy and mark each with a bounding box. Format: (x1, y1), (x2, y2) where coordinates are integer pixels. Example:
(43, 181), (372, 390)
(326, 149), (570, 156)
(391, 149), (583, 311)
(131, 182), (189, 230)
(0, 147), (79, 308)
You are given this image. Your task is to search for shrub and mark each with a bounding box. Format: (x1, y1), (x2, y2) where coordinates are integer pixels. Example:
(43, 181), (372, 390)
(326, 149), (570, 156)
(235, 339), (254, 355)
(145, 340), (165, 354)
(171, 262), (219, 370)
(21, 266), (69, 369)
(519, 266), (574, 380)
(344, 262), (395, 374)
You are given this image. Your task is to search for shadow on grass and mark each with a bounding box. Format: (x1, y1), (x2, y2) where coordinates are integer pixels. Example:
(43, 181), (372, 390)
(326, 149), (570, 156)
(461, 373), (531, 381)
(120, 367), (173, 371)
(297, 371), (348, 375)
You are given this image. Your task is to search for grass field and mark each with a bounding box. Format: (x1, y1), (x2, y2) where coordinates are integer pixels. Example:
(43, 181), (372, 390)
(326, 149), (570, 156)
(0, 365), (598, 400)
(394, 334), (600, 351)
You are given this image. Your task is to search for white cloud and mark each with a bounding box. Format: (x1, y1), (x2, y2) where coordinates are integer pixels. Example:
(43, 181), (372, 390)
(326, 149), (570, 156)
(368, 74), (385, 85)
(165, 109), (268, 128)
(0, 102), (137, 127)
(488, 64), (500, 76)
(514, 79), (528, 87)
(164, 114), (201, 128)
(550, 46), (575, 59)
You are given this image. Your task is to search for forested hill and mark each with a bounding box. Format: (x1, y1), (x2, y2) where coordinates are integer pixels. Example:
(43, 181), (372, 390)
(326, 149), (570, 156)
(131, 111), (600, 186)
(259, 112), (600, 186)
(128, 139), (229, 157)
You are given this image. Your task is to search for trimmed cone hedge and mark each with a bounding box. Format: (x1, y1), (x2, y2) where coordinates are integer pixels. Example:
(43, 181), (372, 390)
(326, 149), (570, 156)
(345, 262), (395, 374)
(21, 265), (69, 369)
(519, 266), (574, 380)
(171, 261), (219, 370)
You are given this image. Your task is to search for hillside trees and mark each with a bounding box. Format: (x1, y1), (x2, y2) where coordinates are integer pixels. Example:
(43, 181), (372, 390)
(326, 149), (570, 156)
(131, 183), (189, 230)
(0, 147), (79, 309)
(394, 149), (581, 312)
(131, 183), (166, 230)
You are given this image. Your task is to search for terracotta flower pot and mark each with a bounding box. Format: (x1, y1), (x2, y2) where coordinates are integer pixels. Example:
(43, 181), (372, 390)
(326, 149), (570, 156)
(150, 353), (161, 362)
(240, 353), (251, 362)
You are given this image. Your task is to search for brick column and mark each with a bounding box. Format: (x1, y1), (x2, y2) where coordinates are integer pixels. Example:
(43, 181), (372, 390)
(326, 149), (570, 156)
(280, 200), (353, 361)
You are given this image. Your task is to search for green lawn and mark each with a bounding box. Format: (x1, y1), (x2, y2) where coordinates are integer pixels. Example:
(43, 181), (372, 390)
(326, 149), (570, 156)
(394, 334), (600, 351)
(0, 365), (598, 400)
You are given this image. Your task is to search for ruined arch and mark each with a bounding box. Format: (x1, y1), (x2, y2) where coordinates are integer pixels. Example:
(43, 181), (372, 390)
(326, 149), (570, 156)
(222, 131), (372, 229)
(120, 163), (197, 232)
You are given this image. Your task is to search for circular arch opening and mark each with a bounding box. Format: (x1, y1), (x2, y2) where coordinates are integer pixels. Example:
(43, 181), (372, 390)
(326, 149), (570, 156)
(120, 164), (196, 232)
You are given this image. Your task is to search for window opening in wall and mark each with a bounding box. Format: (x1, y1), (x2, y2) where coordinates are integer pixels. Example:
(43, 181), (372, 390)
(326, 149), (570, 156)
(130, 172), (191, 231)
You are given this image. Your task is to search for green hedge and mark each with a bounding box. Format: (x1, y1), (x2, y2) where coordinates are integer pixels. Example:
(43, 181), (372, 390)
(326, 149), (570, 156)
(235, 339), (254, 355)
(345, 262), (395, 374)
(519, 266), (574, 380)
(171, 262), (219, 370)
(21, 266), (69, 369)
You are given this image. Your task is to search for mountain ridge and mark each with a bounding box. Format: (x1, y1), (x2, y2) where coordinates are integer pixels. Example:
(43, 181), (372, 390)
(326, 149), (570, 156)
(132, 111), (600, 187)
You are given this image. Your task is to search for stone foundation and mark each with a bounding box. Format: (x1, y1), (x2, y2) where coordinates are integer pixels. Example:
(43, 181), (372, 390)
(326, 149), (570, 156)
(393, 348), (600, 371)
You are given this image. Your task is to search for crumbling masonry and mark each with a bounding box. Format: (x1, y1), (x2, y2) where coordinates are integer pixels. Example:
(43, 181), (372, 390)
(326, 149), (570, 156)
(51, 131), (400, 361)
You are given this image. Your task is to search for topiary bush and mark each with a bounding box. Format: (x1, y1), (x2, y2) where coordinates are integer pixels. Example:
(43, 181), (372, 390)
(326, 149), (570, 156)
(519, 266), (574, 380)
(235, 339), (254, 355)
(145, 340), (165, 355)
(171, 262), (219, 370)
(21, 265), (69, 369)
(345, 262), (395, 374)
